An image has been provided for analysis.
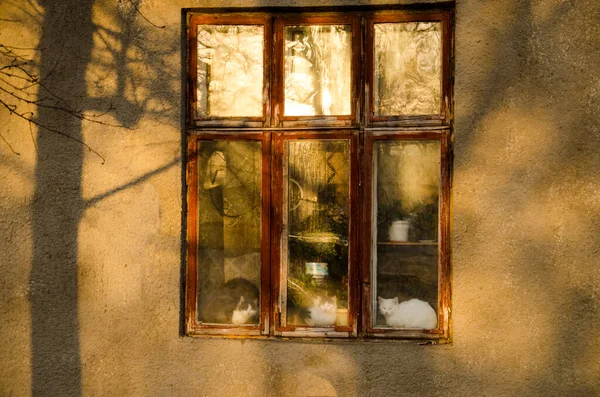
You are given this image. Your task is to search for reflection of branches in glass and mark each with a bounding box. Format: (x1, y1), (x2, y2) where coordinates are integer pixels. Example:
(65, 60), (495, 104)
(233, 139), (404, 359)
(308, 25), (351, 116)
(199, 142), (261, 226)
(284, 25), (351, 116)
(288, 140), (349, 236)
(286, 140), (350, 304)
(197, 25), (263, 117)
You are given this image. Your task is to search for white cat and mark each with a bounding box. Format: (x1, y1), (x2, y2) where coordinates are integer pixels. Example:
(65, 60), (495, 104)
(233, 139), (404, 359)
(377, 297), (437, 329)
(305, 296), (337, 327)
(231, 296), (258, 325)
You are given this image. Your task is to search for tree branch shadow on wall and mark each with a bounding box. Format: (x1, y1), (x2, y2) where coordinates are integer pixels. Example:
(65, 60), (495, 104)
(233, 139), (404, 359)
(9, 0), (599, 394)
(19, 0), (180, 395)
(30, 1), (93, 394)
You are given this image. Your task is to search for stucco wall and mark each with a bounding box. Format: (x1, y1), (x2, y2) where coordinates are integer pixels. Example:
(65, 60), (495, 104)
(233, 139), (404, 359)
(1, 0), (599, 396)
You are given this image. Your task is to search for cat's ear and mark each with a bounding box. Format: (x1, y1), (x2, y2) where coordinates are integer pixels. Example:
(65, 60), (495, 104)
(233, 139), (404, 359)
(239, 296), (245, 304)
(332, 296), (337, 303)
(392, 297), (398, 304)
(377, 296), (383, 304)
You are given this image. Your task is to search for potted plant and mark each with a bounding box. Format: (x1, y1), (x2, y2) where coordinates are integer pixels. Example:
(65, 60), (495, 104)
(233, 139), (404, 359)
(378, 199), (411, 242)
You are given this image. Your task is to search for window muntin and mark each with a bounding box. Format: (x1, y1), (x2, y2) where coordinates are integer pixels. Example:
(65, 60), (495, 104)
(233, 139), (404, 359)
(186, 9), (452, 340)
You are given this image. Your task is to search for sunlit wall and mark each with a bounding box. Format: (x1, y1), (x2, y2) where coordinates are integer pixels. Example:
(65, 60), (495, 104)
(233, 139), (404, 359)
(0, 0), (599, 395)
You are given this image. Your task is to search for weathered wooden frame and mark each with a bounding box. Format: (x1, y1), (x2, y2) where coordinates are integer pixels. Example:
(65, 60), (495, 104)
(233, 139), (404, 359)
(271, 131), (359, 338)
(361, 130), (451, 340)
(185, 7), (453, 341)
(185, 132), (271, 337)
(188, 14), (272, 128)
(365, 12), (452, 127)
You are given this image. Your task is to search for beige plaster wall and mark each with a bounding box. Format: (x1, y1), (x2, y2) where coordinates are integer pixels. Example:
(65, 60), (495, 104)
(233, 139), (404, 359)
(1, 0), (599, 396)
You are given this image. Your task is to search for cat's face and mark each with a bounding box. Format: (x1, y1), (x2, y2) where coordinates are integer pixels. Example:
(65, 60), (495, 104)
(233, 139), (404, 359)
(312, 296), (337, 312)
(378, 296), (399, 316)
(241, 305), (257, 317)
(236, 296), (258, 316)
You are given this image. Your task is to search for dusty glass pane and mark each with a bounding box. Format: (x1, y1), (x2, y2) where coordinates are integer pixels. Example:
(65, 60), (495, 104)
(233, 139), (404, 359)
(283, 140), (350, 327)
(284, 25), (352, 116)
(196, 141), (262, 325)
(197, 25), (263, 117)
(374, 22), (442, 116)
(372, 141), (440, 329)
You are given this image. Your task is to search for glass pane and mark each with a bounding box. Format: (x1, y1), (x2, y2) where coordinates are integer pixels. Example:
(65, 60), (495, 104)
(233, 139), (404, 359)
(283, 140), (350, 327)
(196, 140), (262, 325)
(284, 25), (352, 116)
(374, 22), (442, 116)
(372, 141), (440, 329)
(196, 25), (264, 117)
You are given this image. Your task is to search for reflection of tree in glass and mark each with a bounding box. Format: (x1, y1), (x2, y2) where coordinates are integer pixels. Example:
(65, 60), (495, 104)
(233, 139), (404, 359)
(199, 141), (261, 224)
(288, 140), (349, 237)
(196, 141), (262, 324)
(286, 140), (350, 323)
(284, 25), (351, 116)
(197, 25), (263, 117)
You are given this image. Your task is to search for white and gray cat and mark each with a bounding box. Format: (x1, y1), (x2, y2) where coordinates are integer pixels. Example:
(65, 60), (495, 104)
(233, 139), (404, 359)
(231, 296), (258, 324)
(200, 277), (259, 324)
(378, 296), (437, 329)
(305, 295), (337, 327)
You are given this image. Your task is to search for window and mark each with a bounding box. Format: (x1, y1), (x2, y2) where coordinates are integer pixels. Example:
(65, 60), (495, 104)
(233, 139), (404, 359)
(185, 7), (453, 340)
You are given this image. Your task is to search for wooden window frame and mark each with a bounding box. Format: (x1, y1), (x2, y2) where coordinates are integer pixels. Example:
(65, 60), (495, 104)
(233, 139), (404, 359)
(361, 131), (451, 340)
(185, 132), (271, 337)
(273, 15), (361, 128)
(185, 6), (453, 341)
(271, 131), (359, 338)
(188, 14), (272, 128)
(365, 12), (452, 127)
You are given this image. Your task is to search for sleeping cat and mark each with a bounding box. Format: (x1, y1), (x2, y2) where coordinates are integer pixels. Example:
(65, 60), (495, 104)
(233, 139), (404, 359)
(305, 295), (337, 327)
(378, 297), (437, 329)
(231, 296), (258, 324)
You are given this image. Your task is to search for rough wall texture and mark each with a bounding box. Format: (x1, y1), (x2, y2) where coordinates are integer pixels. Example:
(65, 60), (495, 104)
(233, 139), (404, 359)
(1, 0), (599, 396)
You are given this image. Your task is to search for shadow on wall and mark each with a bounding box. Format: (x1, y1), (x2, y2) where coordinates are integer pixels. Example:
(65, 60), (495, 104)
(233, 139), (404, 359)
(451, 0), (600, 395)
(16, 0), (179, 395)
(30, 1), (93, 394)
(0, 0), (596, 395)
(257, 0), (600, 395)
